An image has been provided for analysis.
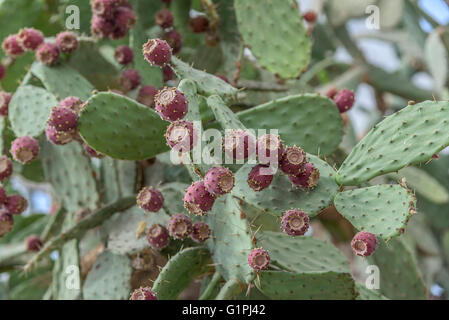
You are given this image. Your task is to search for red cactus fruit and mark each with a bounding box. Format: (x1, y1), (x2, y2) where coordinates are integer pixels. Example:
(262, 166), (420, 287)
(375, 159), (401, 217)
(184, 181), (216, 216)
(0, 187), (6, 205)
(146, 224), (170, 250)
(143, 38), (172, 67)
(112, 7), (137, 39)
(56, 31), (78, 54)
(137, 85), (158, 108)
(351, 231), (378, 257)
(57, 96), (84, 114)
(281, 209), (310, 236)
(10, 136), (39, 164)
(137, 186), (164, 213)
(36, 43), (60, 66)
(191, 222), (211, 243)
(0, 156), (13, 181)
(0, 92), (12, 116)
(155, 9), (174, 29)
(17, 28), (44, 51)
(0, 64), (5, 80)
(325, 86), (338, 99)
(91, 15), (114, 38)
(91, 0), (115, 19)
(168, 214), (193, 239)
(288, 162), (320, 190)
(163, 30), (182, 54)
(25, 235), (43, 252)
(223, 129), (256, 161)
(248, 248), (270, 271)
(303, 10), (318, 23)
(5, 194), (28, 215)
(84, 144), (104, 158)
(257, 133), (284, 164)
(0, 210), (14, 238)
(120, 69), (141, 91)
(279, 145), (306, 175)
(165, 120), (197, 152)
(45, 125), (73, 145)
(2, 35), (25, 56)
(48, 106), (78, 133)
(333, 89), (355, 113)
(189, 16), (210, 33)
(154, 87), (188, 121)
(204, 166), (235, 196)
(130, 287), (158, 300)
(162, 65), (175, 82)
(114, 45), (134, 65)
(247, 164), (274, 192)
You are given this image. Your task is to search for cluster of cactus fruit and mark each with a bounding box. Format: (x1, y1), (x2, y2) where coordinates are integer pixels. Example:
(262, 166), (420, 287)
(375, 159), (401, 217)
(0, 0), (447, 300)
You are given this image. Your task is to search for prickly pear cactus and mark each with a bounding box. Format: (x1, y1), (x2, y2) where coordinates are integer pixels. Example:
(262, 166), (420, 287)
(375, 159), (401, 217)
(0, 0), (448, 301)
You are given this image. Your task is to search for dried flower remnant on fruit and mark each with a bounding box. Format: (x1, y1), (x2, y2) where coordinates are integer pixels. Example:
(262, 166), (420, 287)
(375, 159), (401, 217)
(137, 187), (164, 213)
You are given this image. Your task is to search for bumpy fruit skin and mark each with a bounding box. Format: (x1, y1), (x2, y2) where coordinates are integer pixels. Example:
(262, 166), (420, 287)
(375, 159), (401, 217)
(0, 92), (12, 116)
(84, 144), (104, 158)
(137, 85), (158, 108)
(36, 43), (60, 66)
(279, 146), (307, 175)
(0, 64), (5, 80)
(333, 89), (355, 113)
(57, 96), (84, 114)
(10, 136), (39, 164)
(137, 186), (164, 213)
(91, 0), (115, 19)
(114, 45), (134, 65)
(146, 224), (170, 250)
(168, 214), (193, 239)
(189, 16), (210, 33)
(45, 125), (73, 145)
(281, 209), (310, 236)
(155, 9), (174, 29)
(257, 133), (284, 164)
(248, 248), (270, 271)
(130, 287), (158, 300)
(326, 87), (338, 99)
(247, 165), (274, 192)
(143, 38), (172, 67)
(0, 211), (14, 238)
(191, 222), (211, 243)
(165, 120), (196, 152)
(303, 10), (317, 23)
(25, 235), (43, 252)
(288, 162), (320, 190)
(204, 166), (235, 196)
(6, 194), (28, 215)
(163, 30), (182, 54)
(0, 187), (6, 205)
(351, 231), (378, 257)
(223, 129), (256, 161)
(17, 28), (44, 51)
(48, 106), (78, 133)
(184, 181), (216, 216)
(120, 69), (141, 91)
(56, 31), (78, 54)
(162, 65), (175, 82)
(2, 35), (25, 57)
(91, 15), (114, 38)
(155, 87), (188, 121)
(0, 156), (13, 181)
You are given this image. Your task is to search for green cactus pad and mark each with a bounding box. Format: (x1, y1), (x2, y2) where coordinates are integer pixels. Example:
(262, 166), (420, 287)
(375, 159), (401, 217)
(9, 85), (58, 138)
(234, 0), (311, 79)
(208, 95), (246, 130)
(355, 283), (389, 300)
(153, 247), (212, 300)
(100, 158), (137, 204)
(232, 154), (339, 217)
(78, 92), (169, 160)
(334, 184), (416, 240)
(337, 101), (449, 186)
(160, 182), (189, 215)
(205, 195), (255, 284)
(237, 94), (343, 156)
(83, 250), (132, 300)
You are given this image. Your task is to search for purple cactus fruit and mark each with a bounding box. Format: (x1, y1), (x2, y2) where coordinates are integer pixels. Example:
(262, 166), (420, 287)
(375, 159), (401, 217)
(288, 162), (320, 190)
(0, 156), (13, 181)
(2, 35), (25, 57)
(0, 64), (5, 80)
(5, 194), (28, 215)
(45, 125), (73, 145)
(0, 211), (14, 238)
(248, 248), (270, 271)
(257, 133), (284, 164)
(36, 43), (60, 66)
(162, 65), (175, 82)
(112, 7), (137, 39)
(114, 45), (134, 65)
(48, 106), (78, 133)
(204, 166), (235, 196)
(25, 235), (43, 252)
(168, 214), (193, 239)
(281, 209), (310, 236)
(84, 144), (104, 158)
(0, 187), (6, 205)
(247, 164), (274, 192)
(91, 15), (114, 38)
(279, 145), (306, 175)
(189, 16), (210, 33)
(57, 96), (84, 114)
(184, 181), (216, 216)
(10, 136), (39, 164)
(351, 231), (378, 257)
(17, 28), (44, 51)
(155, 9), (174, 29)
(56, 31), (78, 54)
(191, 222), (211, 243)
(120, 69), (141, 91)
(165, 120), (197, 152)
(111, 0), (132, 7)
(143, 38), (172, 67)
(303, 10), (318, 23)
(130, 287), (158, 300)
(136, 186), (164, 213)
(223, 129), (256, 161)
(154, 87), (188, 121)
(91, 0), (115, 19)
(137, 85), (158, 108)
(333, 89), (355, 113)
(0, 92), (12, 116)
(146, 224), (170, 250)
(163, 30), (182, 54)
